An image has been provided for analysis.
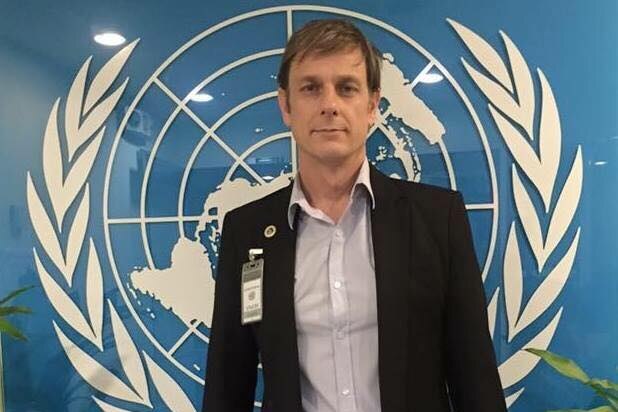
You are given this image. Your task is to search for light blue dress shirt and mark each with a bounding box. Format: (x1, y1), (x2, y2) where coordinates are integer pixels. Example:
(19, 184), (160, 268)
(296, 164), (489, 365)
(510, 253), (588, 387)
(287, 159), (381, 412)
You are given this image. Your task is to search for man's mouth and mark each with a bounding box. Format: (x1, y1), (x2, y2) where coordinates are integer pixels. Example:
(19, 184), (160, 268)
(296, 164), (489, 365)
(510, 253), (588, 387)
(312, 128), (346, 133)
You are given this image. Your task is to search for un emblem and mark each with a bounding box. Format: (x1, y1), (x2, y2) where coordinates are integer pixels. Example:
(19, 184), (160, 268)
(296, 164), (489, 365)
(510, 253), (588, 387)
(27, 5), (582, 411)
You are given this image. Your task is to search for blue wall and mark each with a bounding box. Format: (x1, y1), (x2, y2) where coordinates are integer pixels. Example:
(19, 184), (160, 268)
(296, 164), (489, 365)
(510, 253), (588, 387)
(1, 1), (616, 411)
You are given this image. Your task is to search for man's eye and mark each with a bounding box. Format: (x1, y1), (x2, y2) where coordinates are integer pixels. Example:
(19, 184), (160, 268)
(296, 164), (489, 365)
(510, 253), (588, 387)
(340, 84), (358, 94)
(301, 84), (317, 92)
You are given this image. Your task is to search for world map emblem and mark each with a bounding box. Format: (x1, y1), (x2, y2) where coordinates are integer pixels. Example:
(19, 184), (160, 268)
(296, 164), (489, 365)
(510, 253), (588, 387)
(106, 4), (496, 384)
(27, 5), (582, 411)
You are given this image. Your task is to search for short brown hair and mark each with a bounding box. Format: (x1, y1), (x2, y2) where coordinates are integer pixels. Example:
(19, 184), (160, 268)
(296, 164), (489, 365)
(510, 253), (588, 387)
(277, 19), (382, 92)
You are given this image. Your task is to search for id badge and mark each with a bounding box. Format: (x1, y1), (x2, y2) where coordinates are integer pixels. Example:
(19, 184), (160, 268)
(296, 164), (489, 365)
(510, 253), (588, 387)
(241, 258), (263, 324)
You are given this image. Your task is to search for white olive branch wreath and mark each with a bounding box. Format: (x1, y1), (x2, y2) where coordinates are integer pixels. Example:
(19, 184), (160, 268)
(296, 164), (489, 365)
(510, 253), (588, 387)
(27, 41), (197, 412)
(25, 19), (583, 412)
(450, 20), (583, 407)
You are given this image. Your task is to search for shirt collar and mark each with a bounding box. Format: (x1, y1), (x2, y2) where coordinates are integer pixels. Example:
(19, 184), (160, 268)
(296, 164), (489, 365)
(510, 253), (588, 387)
(287, 158), (376, 229)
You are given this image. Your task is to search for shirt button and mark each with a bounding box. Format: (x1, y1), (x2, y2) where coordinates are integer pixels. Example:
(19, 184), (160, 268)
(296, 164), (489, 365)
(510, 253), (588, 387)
(342, 389), (350, 396)
(335, 229), (343, 238)
(333, 280), (342, 289)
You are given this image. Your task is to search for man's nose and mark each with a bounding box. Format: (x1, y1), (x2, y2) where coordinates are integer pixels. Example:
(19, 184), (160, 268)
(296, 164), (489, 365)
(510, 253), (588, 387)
(320, 85), (339, 116)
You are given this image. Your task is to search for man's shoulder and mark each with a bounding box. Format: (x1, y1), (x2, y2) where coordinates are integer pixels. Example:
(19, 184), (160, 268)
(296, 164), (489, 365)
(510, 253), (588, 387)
(384, 174), (459, 207)
(369, 164), (459, 207)
(380, 176), (467, 247)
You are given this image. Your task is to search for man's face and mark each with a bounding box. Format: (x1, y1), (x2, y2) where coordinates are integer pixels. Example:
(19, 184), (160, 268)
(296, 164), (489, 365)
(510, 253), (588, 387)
(278, 47), (380, 166)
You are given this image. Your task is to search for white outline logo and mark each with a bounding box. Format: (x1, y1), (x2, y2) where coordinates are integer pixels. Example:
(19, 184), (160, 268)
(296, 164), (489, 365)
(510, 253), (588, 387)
(105, 7), (499, 388)
(26, 6), (582, 411)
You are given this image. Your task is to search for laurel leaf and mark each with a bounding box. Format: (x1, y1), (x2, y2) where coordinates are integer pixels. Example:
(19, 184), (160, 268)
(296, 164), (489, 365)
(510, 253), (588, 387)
(42, 99), (65, 228)
(462, 60), (520, 119)
(65, 57), (92, 162)
(84, 40), (139, 114)
(86, 239), (104, 348)
(65, 185), (90, 287)
(92, 396), (133, 412)
(108, 302), (151, 406)
(144, 352), (197, 412)
(27, 173), (65, 275)
(0, 318), (27, 341)
(504, 222), (523, 342)
(498, 307), (562, 389)
(526, 348), (590, 383)
(0, 305), (33, 316)
(512, 167), (546, 271)
(505, 388), (525, 408)
(63, 126), (105, 218)
(490, 105), (542, 189)
(501, 31), (535, 139)
(487, 287), (500, 340)
(53, 321), (145, 404)
(0, 286), (35, 305)
(448, 19), (513, 92)
(538, 69), (562, 213)
(515, 229), (579, 336)
(77, 79), (128, 151)
(545, 148), (582, 256)
(34, 249), (98, 347)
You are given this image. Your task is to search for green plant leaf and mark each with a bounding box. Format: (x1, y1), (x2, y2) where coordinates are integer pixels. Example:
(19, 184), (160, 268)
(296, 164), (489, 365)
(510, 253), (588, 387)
(587, 406), (617, 412)
(0, 318), (27, 341)
(0, 306), (33, 316)
(0, 285), (35, 306)
(526, 348), (590, 383)
(605, 395), (618, 411)
(590, 407), (616, 412)
(587, 379), (618, 408)
(548, 407), (616, 412)
(589, 379), (618, 394)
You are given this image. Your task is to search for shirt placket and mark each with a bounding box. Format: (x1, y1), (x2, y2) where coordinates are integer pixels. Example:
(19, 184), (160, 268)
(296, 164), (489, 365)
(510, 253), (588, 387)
(328, 226), (357, 412)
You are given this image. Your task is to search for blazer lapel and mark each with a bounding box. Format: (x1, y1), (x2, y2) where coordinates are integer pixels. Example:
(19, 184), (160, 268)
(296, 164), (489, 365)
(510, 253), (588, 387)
(370, 166), (411, 412)
(258, 184), (303, 410)
(257, 169), (411, 411)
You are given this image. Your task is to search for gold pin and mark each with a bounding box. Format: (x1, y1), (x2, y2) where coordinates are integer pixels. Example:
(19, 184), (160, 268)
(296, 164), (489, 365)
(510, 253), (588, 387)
(264, 225), (277, 238)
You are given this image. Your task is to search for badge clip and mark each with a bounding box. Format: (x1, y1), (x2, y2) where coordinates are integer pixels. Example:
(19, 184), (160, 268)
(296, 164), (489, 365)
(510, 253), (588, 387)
(248, 248), (263, 261)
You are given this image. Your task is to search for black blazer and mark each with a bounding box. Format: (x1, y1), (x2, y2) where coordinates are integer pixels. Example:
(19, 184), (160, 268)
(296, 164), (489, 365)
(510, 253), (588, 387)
(203, 166), (507, 412)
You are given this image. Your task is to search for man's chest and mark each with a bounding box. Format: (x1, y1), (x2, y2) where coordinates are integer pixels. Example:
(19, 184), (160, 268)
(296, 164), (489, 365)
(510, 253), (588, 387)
(293, 209), (377, 336)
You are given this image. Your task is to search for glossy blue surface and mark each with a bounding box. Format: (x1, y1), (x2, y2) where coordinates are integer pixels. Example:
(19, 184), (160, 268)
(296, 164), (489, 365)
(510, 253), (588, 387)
(1, 1), (616, 411)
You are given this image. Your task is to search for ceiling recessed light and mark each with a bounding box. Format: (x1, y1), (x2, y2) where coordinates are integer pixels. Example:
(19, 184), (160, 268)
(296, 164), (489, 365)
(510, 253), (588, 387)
(94, 32), (126, 47)
(419, 72), (444, 84)
(191, 93), (214, 103)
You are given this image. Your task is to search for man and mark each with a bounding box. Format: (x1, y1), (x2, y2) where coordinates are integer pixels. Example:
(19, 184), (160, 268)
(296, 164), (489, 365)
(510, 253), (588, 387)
(203, 19), (506, 412)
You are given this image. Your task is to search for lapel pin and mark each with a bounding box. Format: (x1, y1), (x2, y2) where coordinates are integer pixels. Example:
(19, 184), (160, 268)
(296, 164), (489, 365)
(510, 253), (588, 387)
(264, 225), (277, 238)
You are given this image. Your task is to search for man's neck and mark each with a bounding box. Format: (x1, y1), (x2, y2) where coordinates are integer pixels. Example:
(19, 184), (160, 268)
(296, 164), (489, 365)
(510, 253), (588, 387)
(297, 153), (365, 223)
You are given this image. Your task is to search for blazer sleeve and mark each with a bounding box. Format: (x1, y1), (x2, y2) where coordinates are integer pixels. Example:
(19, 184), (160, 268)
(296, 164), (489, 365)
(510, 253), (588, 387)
(202, 212), (259, 412)
(444, 192), (507, 412)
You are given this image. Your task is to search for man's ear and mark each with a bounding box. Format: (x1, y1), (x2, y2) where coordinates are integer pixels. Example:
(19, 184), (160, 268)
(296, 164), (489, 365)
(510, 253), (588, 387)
(368, 89), (380, 126)
(277, 88), (292, 127)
